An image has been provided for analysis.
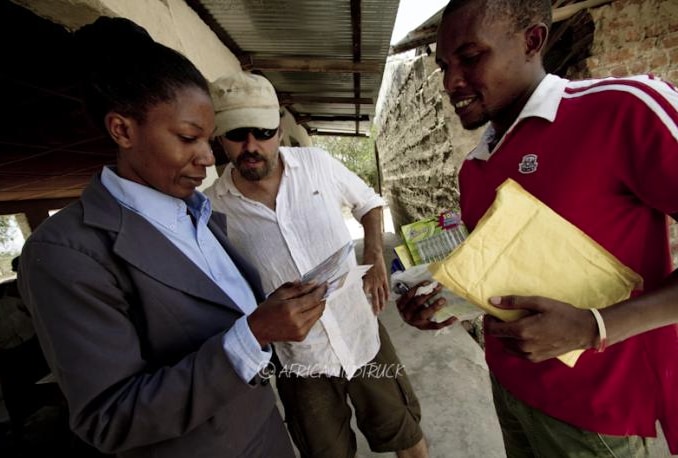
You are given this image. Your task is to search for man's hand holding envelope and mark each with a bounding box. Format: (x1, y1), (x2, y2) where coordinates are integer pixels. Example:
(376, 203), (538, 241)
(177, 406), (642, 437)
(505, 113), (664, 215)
(483, 295), (602, 364)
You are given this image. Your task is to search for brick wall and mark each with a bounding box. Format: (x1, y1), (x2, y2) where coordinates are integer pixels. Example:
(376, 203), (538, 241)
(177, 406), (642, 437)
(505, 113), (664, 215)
(376, 0), (677, 264)
(573, 0), (678, 82)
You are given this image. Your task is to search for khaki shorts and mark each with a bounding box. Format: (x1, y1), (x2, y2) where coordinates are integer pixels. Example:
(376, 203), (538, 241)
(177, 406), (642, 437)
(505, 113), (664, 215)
(276, 321), (423, 458)
(491, 375), (653, 458)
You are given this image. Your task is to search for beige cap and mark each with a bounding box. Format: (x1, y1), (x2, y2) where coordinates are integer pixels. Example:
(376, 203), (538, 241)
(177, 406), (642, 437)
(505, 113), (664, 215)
(210, 72), (280, 136)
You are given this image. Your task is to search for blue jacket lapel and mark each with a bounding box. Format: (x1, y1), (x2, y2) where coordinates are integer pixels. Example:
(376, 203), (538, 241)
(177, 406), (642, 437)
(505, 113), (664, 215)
(81, 175), (260, 310)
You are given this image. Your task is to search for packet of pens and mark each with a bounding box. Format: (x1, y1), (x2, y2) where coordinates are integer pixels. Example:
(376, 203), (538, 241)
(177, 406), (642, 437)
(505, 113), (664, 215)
(396, 210), (468, 267)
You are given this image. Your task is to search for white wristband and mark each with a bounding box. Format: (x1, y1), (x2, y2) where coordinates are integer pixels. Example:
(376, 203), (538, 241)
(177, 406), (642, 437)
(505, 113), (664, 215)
(589, 308), (607, 353)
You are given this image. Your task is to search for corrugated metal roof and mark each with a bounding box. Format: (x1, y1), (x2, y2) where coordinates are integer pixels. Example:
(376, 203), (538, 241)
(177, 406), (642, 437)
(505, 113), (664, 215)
(0, 0), (621, 209)
(188, 0), (400, 136)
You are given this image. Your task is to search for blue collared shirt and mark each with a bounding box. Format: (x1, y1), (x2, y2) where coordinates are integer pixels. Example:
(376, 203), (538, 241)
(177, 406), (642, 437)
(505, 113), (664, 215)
(101, 167), (269, 382)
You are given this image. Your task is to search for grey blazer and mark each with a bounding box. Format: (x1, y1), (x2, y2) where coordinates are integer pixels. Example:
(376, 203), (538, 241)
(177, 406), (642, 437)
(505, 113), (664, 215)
(18, 176), (293, 458)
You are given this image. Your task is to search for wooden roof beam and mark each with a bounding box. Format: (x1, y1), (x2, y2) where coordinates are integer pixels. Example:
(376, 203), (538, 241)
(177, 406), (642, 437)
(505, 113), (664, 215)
(295, 114), (369, 124)
(310, 130), (369, 137)
(278, 94), (373, 106)
(240, 56), (382, 74)
(389, 25), (438, 55)
(553, 0), (613, 22)
(351, 0), (362, 134)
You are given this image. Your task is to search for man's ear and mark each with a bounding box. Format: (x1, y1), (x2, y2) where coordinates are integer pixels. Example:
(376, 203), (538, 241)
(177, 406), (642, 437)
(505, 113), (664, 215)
(525, 22), (549, 57)
(105, 112), (135, 149)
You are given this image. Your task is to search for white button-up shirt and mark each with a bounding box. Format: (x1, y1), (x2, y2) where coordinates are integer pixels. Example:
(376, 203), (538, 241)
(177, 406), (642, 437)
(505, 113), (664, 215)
(206, 147), (386, 378)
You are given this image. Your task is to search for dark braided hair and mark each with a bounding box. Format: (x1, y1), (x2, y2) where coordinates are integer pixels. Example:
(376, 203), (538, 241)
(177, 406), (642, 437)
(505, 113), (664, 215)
(73, 17), (209, 131)
(443, 0), (552, 32)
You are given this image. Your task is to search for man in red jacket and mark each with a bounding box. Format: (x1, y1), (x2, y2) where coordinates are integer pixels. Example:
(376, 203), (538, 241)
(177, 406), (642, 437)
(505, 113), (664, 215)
(398, 0), (678, 456)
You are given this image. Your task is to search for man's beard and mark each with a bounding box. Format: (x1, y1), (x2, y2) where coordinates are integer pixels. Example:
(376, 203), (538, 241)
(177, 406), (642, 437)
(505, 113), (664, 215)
(235, 152), (272, 181)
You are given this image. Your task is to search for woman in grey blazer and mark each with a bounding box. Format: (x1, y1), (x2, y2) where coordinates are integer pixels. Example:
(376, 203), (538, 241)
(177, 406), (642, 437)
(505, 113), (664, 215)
(17, 17), (326, 458)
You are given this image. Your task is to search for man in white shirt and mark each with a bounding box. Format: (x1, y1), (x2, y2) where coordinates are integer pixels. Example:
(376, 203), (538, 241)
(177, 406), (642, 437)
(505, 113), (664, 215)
(205, 72), (427, 458)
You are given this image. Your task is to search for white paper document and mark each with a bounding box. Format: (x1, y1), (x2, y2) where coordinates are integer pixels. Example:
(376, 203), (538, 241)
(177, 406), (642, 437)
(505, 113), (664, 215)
(300, 241), (371, 300)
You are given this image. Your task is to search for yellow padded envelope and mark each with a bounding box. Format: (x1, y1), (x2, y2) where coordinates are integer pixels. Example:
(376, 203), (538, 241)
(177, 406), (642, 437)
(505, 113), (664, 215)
(429, 179), (643, 367)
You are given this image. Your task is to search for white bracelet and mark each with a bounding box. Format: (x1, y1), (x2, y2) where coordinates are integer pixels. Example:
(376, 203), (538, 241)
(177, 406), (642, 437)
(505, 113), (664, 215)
(589, 309), (607, 353)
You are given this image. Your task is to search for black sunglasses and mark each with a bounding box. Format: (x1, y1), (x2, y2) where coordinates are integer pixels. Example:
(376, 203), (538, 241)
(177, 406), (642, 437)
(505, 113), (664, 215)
(224, 127), (278, 142)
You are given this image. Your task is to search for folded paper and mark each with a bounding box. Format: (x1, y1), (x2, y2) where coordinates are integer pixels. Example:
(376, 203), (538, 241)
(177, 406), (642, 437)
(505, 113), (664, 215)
(429, 179), (643, 367)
